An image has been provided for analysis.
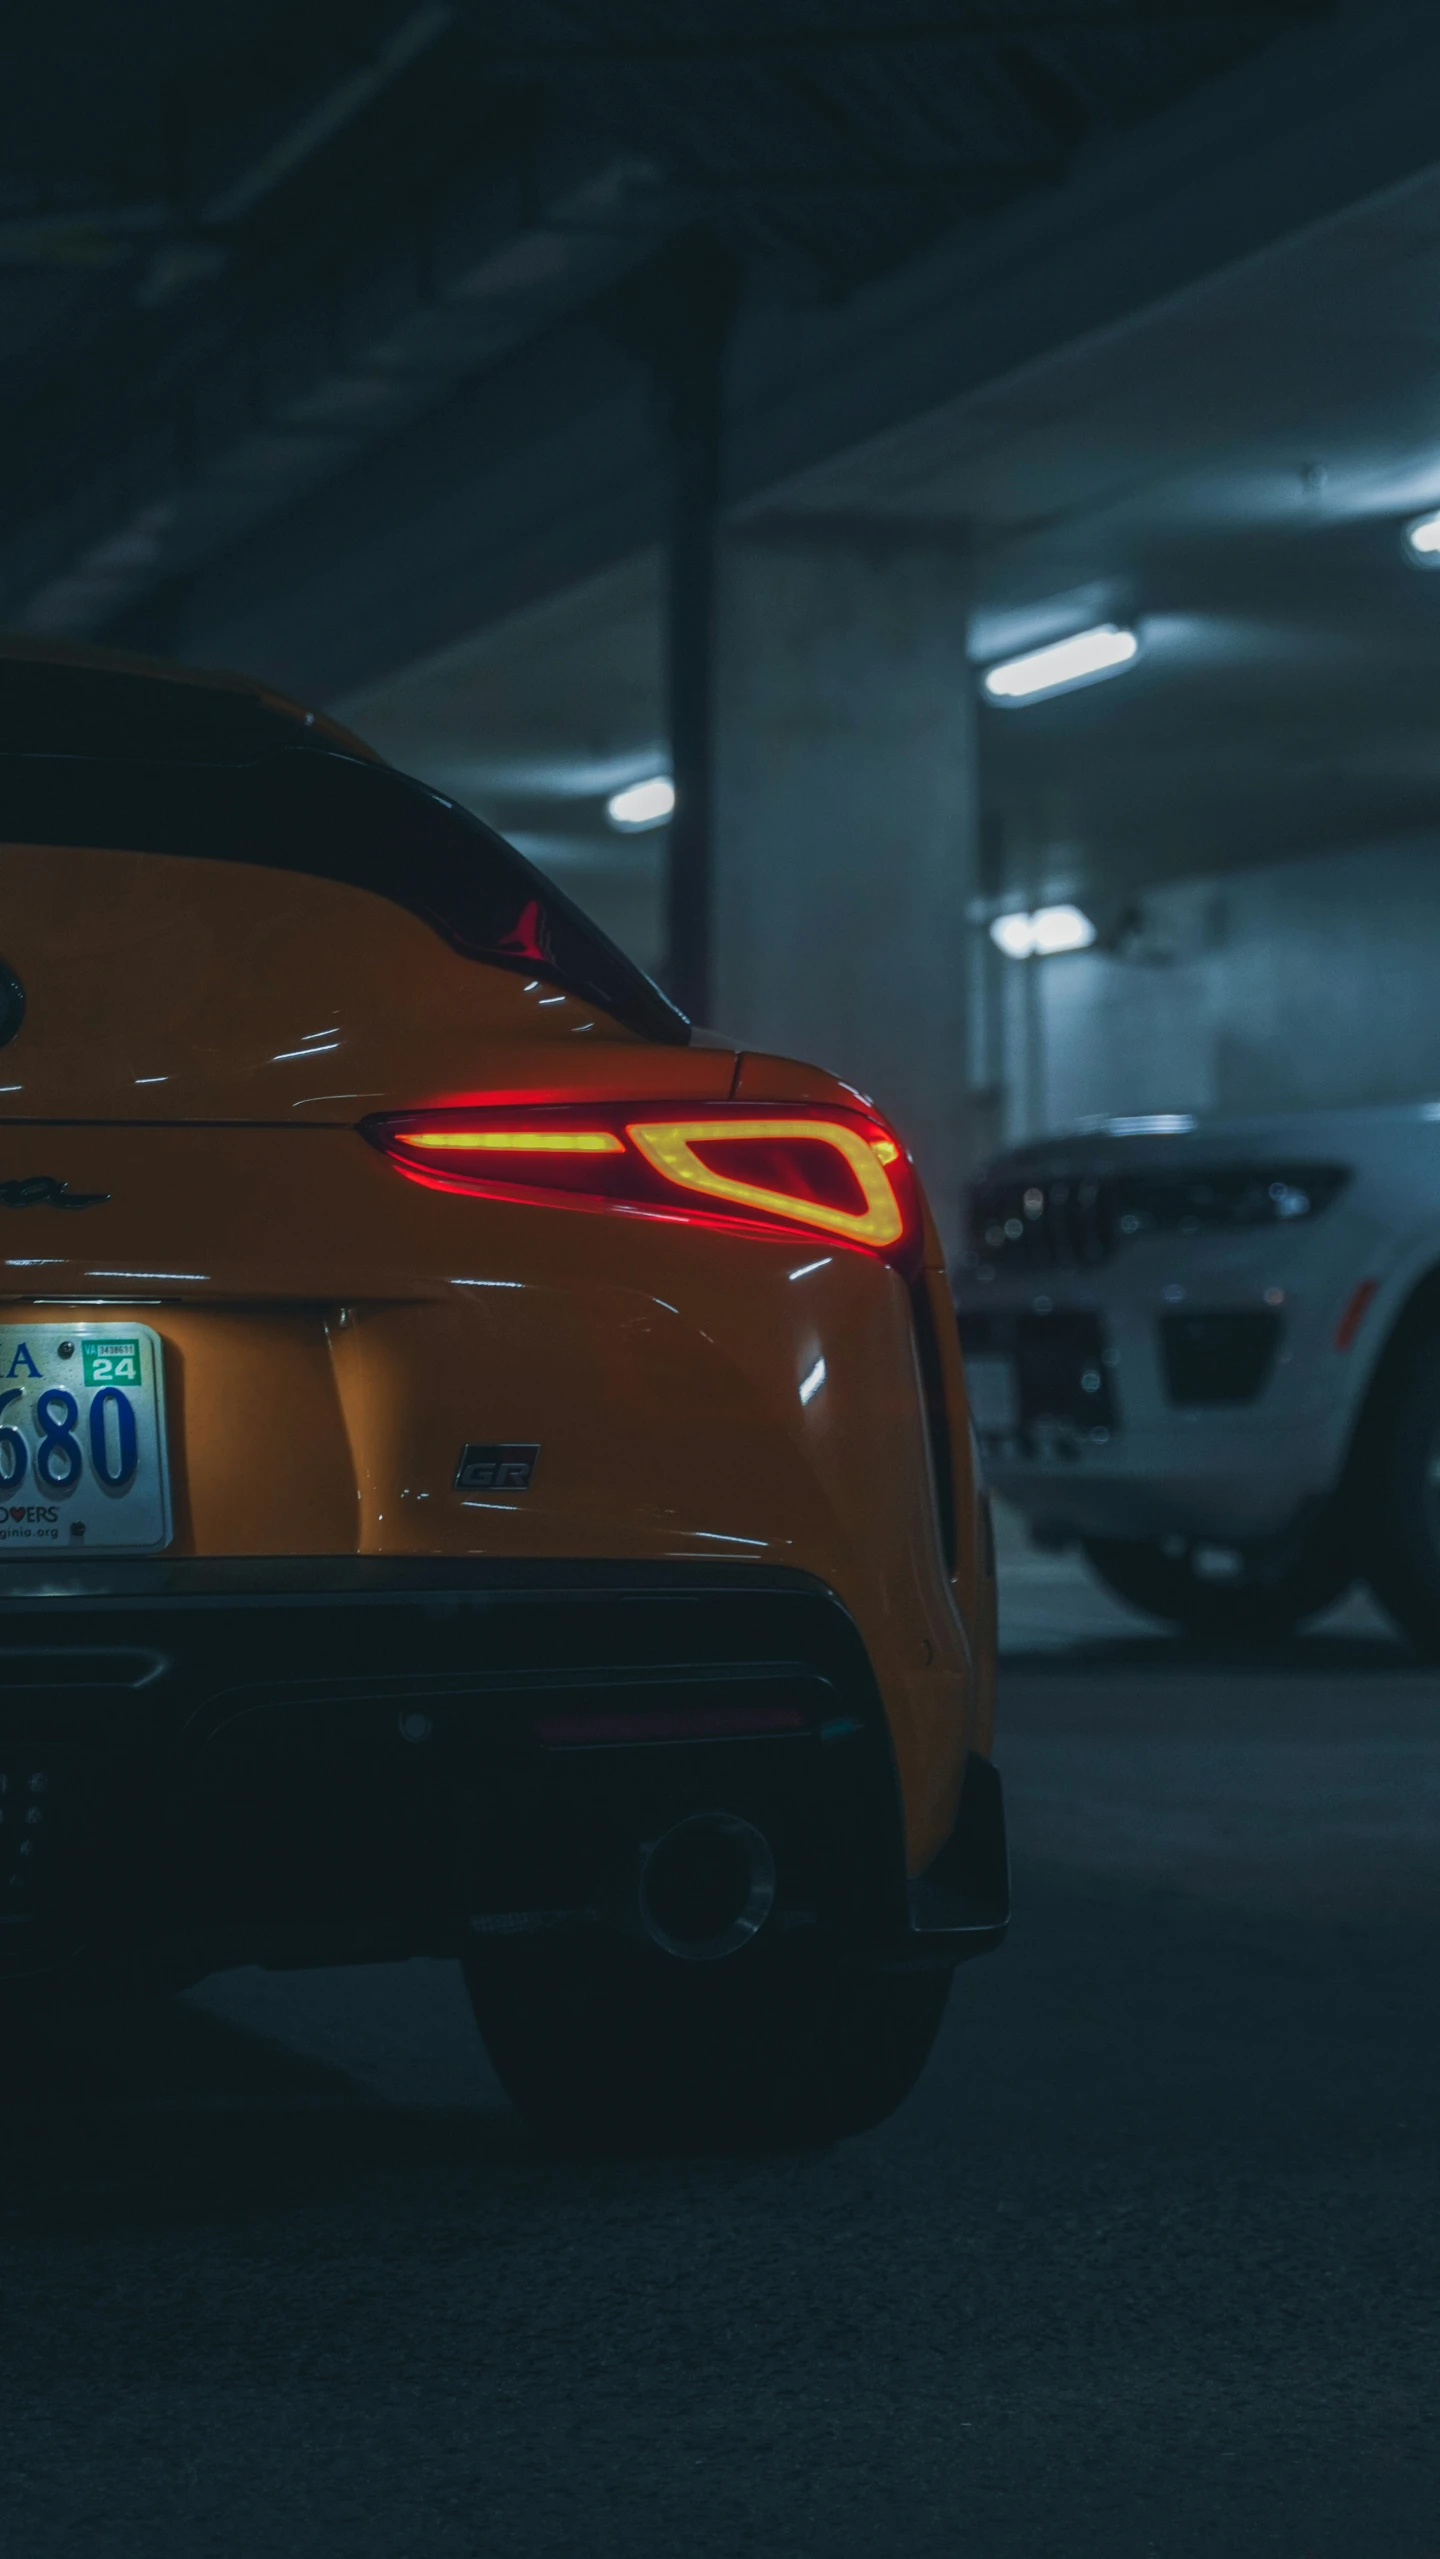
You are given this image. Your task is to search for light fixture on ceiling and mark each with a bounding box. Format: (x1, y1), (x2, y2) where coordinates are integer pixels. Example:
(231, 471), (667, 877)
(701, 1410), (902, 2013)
(605, 774), (675, 831)
(1087, 1113), (1198, 1136)
(981, 623), (1140, 705)
(989, 905), (1097, 960)
(1404, 508), (1440, 565)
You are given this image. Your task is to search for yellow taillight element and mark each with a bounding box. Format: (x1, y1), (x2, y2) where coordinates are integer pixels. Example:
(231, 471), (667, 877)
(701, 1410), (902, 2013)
(626, 1117), (905, 1249)
(407, 1129), (625, 1154)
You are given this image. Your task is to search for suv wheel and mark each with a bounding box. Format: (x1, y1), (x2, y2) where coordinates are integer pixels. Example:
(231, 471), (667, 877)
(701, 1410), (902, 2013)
(1082, 1526), (1353, 1645)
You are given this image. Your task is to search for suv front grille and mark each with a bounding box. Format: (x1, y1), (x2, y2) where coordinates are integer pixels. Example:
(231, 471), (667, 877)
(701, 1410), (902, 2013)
(968, 1176), (1114, 1273)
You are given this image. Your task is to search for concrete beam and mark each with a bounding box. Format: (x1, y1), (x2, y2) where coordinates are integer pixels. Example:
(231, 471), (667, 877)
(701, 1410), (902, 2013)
(167, 0), (1440, 702)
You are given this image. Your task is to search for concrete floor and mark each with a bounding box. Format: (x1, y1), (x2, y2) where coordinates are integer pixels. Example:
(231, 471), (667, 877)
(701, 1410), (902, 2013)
(0, 1539), (1436, 2556)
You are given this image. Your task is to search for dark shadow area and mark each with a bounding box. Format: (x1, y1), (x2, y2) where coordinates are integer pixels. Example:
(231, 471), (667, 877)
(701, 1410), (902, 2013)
(0, 1994), (527, 2235)
(0, 1854), (1436, 2558)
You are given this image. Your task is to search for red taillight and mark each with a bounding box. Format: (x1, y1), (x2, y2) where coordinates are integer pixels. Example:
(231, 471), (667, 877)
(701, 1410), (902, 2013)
(363, 1101), (922, 1272)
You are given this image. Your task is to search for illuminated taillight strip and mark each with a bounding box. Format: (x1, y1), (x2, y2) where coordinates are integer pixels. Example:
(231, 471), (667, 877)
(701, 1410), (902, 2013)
(365, 1100), (922, 1272)
(627, 1116), (905, 1249)
(406, 1129), (624, 1155)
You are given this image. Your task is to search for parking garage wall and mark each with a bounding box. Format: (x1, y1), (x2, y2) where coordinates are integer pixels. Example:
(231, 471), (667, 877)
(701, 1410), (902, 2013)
(1008, 834), (1440, 1136)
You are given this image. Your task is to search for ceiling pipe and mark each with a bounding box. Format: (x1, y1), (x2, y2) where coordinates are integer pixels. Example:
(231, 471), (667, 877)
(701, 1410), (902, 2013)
(201, 4), (458, 227)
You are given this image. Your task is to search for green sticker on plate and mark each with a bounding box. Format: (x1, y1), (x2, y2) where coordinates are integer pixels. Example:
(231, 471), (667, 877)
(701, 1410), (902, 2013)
(81, 1339), (141, 1388)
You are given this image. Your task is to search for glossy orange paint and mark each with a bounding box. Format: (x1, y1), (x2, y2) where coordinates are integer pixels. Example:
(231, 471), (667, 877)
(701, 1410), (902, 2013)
(0, 672), (992, 1876)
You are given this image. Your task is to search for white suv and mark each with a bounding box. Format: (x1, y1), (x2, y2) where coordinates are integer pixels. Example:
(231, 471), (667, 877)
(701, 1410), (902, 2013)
(953, 1102), (1440, 1649)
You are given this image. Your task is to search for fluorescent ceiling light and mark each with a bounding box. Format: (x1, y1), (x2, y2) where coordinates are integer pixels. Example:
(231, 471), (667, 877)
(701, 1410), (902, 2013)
(1098, 1114), (1197, 1136)
(982, 623), (1140, 704)
(1405, 509), (1440, 563)
(989, 904), (1096, 960)
(606, 774), (675, 831)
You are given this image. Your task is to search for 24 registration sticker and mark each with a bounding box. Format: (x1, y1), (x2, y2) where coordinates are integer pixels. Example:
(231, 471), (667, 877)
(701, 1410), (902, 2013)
(0, 1324), (171, 1551)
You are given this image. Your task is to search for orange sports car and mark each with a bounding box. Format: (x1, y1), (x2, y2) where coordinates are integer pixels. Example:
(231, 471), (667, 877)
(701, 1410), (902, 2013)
(0, 639), (1004, 2152)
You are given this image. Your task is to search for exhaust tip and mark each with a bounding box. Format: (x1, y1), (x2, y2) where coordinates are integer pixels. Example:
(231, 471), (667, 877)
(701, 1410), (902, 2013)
(637, 1812), (776, 1961)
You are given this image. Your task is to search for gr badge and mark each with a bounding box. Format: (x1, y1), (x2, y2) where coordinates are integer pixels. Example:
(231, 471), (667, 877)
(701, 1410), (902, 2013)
(454, 1443), (539, 1492)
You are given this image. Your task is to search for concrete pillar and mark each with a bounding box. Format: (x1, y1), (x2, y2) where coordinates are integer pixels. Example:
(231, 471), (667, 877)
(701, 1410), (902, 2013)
(713, 523), (980, 1260)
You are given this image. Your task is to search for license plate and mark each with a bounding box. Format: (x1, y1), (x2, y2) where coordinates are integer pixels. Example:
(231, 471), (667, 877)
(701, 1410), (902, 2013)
(964, 1352), (1020, 1437)
(0, 1323), (170, 1552)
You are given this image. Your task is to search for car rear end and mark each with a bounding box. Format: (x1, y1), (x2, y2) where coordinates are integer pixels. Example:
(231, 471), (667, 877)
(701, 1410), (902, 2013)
(0, 649), (1001, 2144)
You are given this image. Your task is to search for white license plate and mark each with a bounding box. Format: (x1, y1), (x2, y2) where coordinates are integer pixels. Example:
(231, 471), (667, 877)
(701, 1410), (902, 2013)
(964, 1352), (1021, 1437)
(0, 1323), (170, 1552)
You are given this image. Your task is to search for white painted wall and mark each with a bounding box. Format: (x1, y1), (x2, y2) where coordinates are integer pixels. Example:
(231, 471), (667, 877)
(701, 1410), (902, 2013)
(1008, 834), (1440, 1138)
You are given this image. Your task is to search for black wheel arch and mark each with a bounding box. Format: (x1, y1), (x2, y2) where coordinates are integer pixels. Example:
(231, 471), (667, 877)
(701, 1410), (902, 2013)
(1339, 1256), (1440, 1491)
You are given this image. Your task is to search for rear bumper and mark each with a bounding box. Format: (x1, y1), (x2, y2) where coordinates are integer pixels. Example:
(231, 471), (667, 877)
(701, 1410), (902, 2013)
(0, 1558), (1006, 1986)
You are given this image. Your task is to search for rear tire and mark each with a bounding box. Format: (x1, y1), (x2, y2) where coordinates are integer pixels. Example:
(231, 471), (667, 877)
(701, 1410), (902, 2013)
(1353, 1337), (1440, 1658)
(1082, 1528), (1353, 1645)
(463, 1931), (951, 2155)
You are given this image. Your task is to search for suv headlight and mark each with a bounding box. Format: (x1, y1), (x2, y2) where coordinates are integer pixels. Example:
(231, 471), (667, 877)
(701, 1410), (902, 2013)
(965, 1161), (1351, 1273)
(1113, 1163), (1350, 1238)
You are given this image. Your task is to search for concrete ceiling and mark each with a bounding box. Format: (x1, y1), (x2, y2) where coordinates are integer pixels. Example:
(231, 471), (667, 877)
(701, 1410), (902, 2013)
(337, 138), (1440, 960)
(2, 0), (1322, 643)
(785, 151), (1440, 905)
